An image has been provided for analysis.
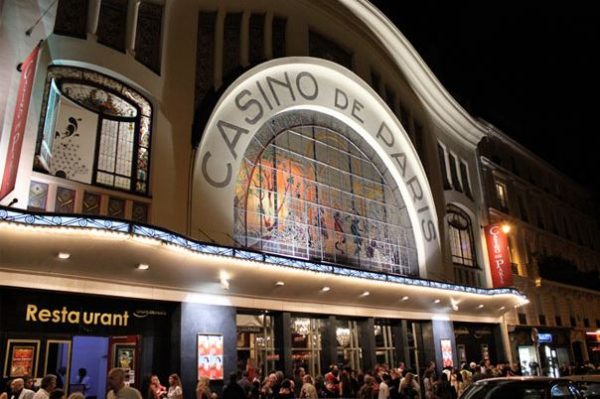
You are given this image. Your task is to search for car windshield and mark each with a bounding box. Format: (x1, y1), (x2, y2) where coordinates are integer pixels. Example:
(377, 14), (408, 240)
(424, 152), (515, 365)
(461, 381), (579, 399)
(461, 382), (547, 399)
(574, 382), (600, 398)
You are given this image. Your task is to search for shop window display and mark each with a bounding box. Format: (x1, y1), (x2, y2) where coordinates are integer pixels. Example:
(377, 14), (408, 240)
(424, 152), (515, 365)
(236, 313), (277, 378)
(336, 319), (362, 372)
(290, 317), (323, 376)
(374, 323), (395, 367)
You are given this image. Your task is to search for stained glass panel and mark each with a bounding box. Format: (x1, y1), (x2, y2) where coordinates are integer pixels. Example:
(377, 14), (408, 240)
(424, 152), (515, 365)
(61, 83), (137, 117)
(234, 121), (418, 276)
(36, 66), (152, 195)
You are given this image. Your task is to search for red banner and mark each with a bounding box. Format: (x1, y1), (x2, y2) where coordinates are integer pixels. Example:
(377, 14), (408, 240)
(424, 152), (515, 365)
(0, 45), (40, 201)
(484, 223), (513, 288)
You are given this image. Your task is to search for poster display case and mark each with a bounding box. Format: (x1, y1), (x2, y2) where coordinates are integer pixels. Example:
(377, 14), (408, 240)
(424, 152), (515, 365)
(3, 339), (41, 378)
(197, 334), (223, 380)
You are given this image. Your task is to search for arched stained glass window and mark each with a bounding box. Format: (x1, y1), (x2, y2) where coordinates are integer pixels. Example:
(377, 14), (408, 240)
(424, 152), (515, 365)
(447, 205), (477, 267)
(35, 66), (152, 195)
(234, 111), (418, 276)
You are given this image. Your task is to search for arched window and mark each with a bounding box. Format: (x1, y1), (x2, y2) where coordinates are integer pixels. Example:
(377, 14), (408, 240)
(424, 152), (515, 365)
(447, 205), (477, 267)
(233, 111), (418, 276)
(35, 66), (152, 195)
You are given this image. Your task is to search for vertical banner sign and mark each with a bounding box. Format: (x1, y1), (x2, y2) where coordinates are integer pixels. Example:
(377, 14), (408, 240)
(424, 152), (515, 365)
(0, 45), (41, 201)
(484, 223), (513, 287)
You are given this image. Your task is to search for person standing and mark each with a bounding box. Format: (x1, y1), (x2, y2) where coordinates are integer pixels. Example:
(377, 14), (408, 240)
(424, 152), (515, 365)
(148, 376), (166, 399)
(76, 369), (92, 397)
(378, 374), (390, 399)
(299, 375), (317, 399)
(166, 375), (182, 399)
(33, 375), (57, 399)
(22, 377), (36, 393)
(195, 377), (211, 399)
(398, 372), (420, 399)
(106, 369), (142, 399)
(10, 379), (35, 399)
(222, 373), (245, 399)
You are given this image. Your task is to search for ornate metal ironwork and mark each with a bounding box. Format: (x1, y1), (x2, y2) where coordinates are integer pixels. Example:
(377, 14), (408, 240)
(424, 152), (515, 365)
(0, 207), (526, 299)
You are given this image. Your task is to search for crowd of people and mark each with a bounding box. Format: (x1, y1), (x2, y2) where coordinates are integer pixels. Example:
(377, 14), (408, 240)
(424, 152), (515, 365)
(3, 359), (600, 399)
(197, 359), (600, 399)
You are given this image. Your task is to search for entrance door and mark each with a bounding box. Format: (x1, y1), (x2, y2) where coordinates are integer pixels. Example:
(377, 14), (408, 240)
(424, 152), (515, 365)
(71, 336), (109, 399)
(572, 341), (584, 364)
(108, 335), (141, 388)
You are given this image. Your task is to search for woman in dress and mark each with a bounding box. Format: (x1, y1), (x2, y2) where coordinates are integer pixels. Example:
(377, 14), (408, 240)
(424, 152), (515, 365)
(167, 374), (182, 399)
(148, 376), (167, 399)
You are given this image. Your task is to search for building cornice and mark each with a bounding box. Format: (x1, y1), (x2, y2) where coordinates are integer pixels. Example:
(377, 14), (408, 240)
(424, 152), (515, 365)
(339, 0), (488, 148)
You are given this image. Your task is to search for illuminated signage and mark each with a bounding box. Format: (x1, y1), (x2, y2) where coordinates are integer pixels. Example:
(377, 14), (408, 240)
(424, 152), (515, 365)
(484, 223), (513, 288)
(1, 45), (40, 200)
(25, 304), (129, 326)
(538, 333), (553, 343)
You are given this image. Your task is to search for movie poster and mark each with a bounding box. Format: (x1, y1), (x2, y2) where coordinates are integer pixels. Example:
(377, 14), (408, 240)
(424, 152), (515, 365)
(197, 334), (223, 380)
(10, 346), (35, 377)
(441, 339), (454, 368)
(113, 344), (136, 385)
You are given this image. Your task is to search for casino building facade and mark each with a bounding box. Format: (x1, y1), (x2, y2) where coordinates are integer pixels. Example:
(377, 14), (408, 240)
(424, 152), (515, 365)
(2, 0), (595, 395)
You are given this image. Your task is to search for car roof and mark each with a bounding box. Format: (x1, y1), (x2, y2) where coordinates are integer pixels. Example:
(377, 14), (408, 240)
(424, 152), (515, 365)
(562, 375), (600, 382)
(474, 377), (568, 384)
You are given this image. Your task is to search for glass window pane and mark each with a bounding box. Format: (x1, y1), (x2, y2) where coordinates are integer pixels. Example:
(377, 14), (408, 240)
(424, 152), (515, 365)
(234, 120), (418, 276)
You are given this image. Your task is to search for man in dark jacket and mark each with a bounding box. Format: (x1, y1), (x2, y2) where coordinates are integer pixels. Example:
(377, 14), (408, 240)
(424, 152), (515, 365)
(223, 373), (246, 399)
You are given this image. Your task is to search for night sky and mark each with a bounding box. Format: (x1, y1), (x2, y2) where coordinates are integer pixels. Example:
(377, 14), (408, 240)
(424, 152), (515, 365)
(374, 1), (600, 199)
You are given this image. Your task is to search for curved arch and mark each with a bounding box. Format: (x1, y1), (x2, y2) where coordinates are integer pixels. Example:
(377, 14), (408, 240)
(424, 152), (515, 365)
(192, 57), (441, 278)
(233, 110), (418, 275)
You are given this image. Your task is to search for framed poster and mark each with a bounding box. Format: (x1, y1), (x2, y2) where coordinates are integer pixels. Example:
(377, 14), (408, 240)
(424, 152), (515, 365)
(481, 344), (490, 361)
(197, 334), (223, 380)
(457, 344), (467, 363)
(114, 345), (135, 370)
(3, 339), (40, 378)
(441, 339), (454, 368)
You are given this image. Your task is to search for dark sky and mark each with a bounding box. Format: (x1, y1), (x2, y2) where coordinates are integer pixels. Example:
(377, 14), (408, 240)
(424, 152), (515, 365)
(373, 1), (600, 198)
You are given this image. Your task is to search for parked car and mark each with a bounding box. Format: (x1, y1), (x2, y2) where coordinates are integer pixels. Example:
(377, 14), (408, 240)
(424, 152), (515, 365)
(459, 377), (581, 399)
(564, 375), (600, 398)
